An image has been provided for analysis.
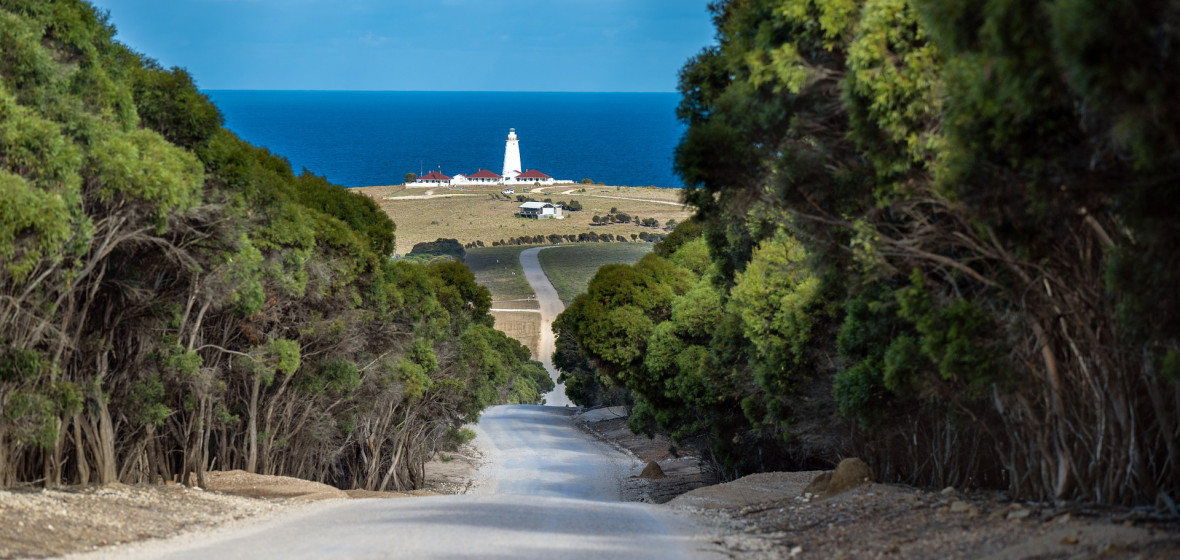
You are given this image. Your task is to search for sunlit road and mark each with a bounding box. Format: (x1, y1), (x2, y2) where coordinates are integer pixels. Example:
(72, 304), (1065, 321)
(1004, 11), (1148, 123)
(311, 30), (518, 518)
(102, 408), (718, 559)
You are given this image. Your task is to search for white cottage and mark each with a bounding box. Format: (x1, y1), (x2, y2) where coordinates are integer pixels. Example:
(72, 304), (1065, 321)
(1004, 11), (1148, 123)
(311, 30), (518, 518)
(407, 170), (452, 187)
(517, 201), (563, 220)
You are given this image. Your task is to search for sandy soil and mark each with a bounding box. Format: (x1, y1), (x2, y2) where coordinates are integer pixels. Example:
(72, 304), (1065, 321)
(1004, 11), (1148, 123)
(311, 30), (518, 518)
(673, 479), (1180, 559)
(574, 406), (718, 504)
(0, 447), (481, 558)
(571, 406), (1180, 559)
(3, 408), (1176, 559)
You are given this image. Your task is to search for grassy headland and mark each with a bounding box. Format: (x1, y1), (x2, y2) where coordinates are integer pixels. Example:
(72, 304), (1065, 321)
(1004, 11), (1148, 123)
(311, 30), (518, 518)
(354, 184), (692, 256)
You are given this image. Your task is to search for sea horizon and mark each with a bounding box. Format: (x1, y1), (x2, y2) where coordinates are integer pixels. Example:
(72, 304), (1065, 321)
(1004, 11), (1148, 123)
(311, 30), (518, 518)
(203, 90), (687, 190)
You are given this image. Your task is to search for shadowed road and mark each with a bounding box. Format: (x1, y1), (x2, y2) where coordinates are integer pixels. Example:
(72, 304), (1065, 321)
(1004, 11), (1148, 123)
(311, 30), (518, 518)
(103, 406), (719, 559)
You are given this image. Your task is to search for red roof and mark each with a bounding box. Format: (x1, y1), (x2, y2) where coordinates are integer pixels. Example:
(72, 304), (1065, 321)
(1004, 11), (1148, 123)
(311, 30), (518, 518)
(515, 169), (551, 179)
(418, 171), (451, 181)
(468, 168), (502, 179)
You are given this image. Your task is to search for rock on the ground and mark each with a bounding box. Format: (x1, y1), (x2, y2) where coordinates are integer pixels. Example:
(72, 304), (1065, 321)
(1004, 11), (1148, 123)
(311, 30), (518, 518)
(639, 460), (667, 479)
(822, 457), (872, 499)
(801, 471), (832, 497)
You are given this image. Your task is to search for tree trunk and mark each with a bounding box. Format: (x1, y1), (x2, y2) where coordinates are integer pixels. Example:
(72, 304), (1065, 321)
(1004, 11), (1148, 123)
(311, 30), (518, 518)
(246, 375), (260, 473)
(93, 398), (119, 484)
(73, 415), (90, 486)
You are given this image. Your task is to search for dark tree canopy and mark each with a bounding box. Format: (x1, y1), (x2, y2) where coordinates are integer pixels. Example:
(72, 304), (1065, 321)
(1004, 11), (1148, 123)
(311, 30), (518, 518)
(553, 0), (1179, 505)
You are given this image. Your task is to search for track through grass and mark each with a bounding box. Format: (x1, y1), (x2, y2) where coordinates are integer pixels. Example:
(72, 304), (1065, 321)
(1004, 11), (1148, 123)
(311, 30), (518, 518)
(464, 246), (536, 308)
(537, 243), (654, 304)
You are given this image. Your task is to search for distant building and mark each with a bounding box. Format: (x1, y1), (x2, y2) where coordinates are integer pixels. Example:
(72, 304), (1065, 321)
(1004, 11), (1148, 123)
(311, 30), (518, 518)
(466, 169), (503, 184)
(407, 170), (452, 187)
(512, 169), (554, 185)
(405, 128), (569, 187)
(517, 201), (563, 220)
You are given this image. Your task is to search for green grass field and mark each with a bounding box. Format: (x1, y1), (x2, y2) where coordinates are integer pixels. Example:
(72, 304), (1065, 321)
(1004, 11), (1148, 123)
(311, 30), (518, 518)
(537, 243), (654, 304)
(464, 246), (536, 307)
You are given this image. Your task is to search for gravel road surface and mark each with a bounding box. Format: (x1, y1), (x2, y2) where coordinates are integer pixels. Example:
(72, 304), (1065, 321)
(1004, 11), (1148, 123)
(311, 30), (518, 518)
(519, 245), (571, 407)
(102, 406), (719, 559)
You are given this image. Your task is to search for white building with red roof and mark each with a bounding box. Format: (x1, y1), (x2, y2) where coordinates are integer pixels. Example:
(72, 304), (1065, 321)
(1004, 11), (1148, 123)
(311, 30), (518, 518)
(403, 128), (569, 187)
(511, 169), (554, 185)
(453, 168), (500, 186)
(407, 170), (452, 187)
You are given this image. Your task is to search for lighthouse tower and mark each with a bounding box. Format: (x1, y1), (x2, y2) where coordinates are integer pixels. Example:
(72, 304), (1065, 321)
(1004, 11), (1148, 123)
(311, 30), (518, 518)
(502, 128), (522, 179)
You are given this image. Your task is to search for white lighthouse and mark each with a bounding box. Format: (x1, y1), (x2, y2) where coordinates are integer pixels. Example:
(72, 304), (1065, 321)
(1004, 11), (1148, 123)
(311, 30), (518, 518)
(502, 128), (522, 179)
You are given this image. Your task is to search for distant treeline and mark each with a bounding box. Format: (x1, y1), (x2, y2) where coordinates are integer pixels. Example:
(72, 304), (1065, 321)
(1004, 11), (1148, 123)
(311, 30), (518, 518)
(475, 232), (667, 248)
(0, 0), (550, 490)
(554, 0), (1179, 506)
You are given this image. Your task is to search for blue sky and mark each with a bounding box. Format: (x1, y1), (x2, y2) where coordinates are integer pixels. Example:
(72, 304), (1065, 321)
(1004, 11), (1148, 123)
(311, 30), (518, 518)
(88, 0), (717, 92)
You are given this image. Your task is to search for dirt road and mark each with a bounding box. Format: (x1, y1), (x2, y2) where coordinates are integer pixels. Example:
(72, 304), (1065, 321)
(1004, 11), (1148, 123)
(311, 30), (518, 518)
(518, 246), (571, 407)
(94, 406), (721, 559)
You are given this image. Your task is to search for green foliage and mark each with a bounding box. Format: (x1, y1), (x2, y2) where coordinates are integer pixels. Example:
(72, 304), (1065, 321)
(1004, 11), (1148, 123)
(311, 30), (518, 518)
(395, 356), (431, 401)
(894, 271), (1003, 392)
(130, 62), (222, 149)
(4, 390), (57, 447)
(409, 238), (465, 261)
(293, 171), (395, 257)
(166, 348), (202, 377)
(267, 338), (301, 378)
(843, 0), (943, 178)
(0, 0), (533, 490)
(129, 374), (171, 427)
(86, 127), (204, 220)
(443, 427), (476, 451)
(556, 226), (811, 472)
(299, 358), (360, 395)
(0, 346), (45, 382)
(729, 231), (824, 404)
(576, 0), (1171, 499)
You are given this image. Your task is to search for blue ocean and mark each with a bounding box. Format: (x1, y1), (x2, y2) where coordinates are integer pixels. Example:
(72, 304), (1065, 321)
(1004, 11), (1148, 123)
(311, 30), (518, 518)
(202, 91), (686, 189)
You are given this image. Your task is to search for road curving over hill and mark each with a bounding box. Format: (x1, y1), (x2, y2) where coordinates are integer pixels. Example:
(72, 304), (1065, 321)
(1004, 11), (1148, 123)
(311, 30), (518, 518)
(95, 405), (720, 559)
(518, 245), (571, 407)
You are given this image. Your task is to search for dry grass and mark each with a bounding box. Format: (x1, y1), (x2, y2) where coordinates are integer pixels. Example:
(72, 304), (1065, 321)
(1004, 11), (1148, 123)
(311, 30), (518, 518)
(464, 246), (537, 306)
(489, 311), (542, 357)
(354, 184), (692, 255)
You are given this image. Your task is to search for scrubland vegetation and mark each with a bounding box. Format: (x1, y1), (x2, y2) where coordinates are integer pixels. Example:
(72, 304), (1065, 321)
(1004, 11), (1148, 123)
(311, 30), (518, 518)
(0, 0), (550, 490)
(536, 243), (653, 305)
(554, 0), (1180, 506)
